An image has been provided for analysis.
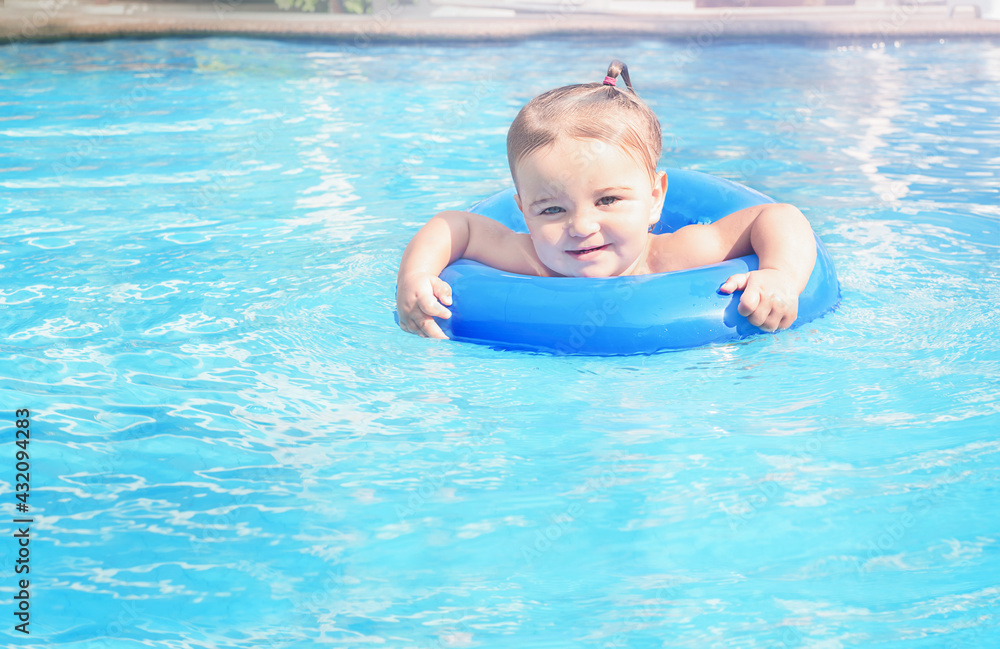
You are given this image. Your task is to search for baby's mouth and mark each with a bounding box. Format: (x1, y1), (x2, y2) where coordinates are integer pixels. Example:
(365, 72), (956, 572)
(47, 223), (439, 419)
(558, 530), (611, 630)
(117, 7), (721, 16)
(566, 243), (610, 257)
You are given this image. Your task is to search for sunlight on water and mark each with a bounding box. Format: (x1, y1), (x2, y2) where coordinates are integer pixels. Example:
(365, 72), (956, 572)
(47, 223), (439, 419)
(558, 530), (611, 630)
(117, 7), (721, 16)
(1, 36), (998, 648)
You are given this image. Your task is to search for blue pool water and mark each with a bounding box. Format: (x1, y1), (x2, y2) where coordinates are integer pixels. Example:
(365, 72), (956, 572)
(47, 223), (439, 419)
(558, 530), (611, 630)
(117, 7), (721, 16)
(1, 35), (999, 647)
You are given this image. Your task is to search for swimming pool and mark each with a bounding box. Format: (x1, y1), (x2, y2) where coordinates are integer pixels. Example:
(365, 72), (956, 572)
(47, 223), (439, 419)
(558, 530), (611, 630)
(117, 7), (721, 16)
(1, 35), (998, 647)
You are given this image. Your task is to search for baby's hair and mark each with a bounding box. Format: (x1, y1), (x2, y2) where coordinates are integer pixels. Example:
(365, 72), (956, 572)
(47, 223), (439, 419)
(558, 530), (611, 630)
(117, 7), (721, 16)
(506, 60), (662, 186)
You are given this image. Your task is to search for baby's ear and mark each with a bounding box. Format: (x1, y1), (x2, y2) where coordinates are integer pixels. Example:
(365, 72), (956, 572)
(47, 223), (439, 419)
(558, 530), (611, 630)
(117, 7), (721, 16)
(653, 170), (668, 200)
(514, 194), (523, 214)
(649, 171), (668, 224)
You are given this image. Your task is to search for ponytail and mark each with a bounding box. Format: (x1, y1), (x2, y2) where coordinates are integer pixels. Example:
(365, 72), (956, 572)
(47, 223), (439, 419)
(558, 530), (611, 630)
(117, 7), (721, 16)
(603, 59), (634, 93)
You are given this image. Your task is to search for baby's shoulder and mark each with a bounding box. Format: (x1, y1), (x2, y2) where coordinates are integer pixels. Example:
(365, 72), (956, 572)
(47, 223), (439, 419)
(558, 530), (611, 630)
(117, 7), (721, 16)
(648, 224), (724, 273)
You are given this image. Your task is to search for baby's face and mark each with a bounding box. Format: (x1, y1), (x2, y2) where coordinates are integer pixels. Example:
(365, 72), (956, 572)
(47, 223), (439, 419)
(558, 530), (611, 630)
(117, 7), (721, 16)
(513, 137), (665, 278)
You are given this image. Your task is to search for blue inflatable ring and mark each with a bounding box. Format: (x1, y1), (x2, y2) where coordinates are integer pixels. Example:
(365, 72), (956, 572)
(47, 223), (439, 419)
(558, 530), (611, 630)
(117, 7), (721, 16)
(433, 168), (840, 355)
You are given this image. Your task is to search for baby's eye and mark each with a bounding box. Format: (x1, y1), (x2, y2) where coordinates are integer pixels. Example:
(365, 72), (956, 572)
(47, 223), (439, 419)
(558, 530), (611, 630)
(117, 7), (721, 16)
(597, 196), (620, 206)
(540, 206), (564, 215)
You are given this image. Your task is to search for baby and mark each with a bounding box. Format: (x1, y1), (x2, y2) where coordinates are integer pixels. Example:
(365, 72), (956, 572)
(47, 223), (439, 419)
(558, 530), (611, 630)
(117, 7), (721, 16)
(396, 60), (817, 340)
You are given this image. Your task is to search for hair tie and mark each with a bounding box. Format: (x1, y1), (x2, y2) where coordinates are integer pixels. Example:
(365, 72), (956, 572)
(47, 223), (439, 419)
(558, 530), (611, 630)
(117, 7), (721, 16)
(602, 76), (617, 87)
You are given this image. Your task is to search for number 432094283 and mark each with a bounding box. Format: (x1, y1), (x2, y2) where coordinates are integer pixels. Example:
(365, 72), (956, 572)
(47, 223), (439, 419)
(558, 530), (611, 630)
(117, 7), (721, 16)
(15, 409), (30, 506)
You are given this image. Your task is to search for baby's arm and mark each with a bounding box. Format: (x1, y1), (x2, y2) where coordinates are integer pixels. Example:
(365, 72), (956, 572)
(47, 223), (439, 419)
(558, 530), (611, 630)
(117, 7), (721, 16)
(396, 211), (539, 339)
(667, 203), (817, 331)
(717, 203), (816, 331)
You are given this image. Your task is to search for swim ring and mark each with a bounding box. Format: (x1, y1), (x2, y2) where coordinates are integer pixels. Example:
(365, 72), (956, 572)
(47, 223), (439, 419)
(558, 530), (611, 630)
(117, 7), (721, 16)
(431, 168), (840, 355)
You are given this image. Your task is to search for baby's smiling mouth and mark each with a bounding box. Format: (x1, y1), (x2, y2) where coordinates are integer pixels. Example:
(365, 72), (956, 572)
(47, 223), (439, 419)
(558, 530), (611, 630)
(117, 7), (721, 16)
(566, 243), (610, 256)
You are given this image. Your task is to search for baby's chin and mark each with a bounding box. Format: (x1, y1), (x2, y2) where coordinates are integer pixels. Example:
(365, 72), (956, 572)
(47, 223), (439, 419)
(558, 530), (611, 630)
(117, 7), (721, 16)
(551, 264), (625, 279)
(536, 252), (636, 278)
(571, 267), (616, 278)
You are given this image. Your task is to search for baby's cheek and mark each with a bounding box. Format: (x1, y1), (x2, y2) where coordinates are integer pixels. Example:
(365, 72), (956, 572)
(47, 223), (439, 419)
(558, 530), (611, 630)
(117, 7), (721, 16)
(530, 234), (560, 260)
(537, 248), (563, 271)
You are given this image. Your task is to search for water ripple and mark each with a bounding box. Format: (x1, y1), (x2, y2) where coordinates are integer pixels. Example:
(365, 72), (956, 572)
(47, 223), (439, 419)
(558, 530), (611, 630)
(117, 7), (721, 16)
(2, 36), (999, 649)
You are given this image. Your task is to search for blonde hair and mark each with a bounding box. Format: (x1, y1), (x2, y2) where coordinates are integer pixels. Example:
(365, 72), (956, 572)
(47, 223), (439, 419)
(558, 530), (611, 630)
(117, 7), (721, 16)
(506, 60), (662, 186)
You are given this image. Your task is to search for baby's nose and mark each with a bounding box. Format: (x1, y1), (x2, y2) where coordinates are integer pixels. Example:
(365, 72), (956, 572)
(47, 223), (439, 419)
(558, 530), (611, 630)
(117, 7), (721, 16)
(568, 210), (601, 236)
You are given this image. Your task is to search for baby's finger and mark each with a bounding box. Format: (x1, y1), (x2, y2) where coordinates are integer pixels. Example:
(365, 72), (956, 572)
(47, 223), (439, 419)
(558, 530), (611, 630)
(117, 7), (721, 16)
(759, 307), (783, 332)
(418, 291), (452, 320)
(430, 276), (453, 307)
(775, 313), (796, 332)
(398, 314), (419, 335)
(399, 312), (440, 339)
(415, 315), (448, 340)
(719, 273), (749, 295)
(747, 306), (771, 329)
(773, 300), (798, 331)
(756, 294), (786, 331)
(738, 286), (762, 318)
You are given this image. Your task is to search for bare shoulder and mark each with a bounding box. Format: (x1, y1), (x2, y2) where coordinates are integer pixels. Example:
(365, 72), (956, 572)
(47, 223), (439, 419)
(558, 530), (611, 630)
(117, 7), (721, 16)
(647, 225), (730, 273)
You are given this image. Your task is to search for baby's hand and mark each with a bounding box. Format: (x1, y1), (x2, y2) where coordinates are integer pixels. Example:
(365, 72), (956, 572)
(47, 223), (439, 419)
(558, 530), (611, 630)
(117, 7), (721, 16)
(396, 272), (453, 339)
(719, 269), (799, 332)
